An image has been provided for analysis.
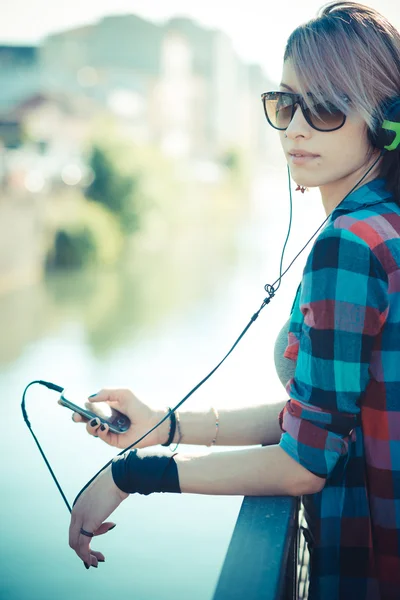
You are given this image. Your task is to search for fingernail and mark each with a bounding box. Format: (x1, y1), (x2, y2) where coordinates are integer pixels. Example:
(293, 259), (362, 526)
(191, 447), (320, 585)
(88, 393), (98, 398)
(90, 419), (98, 427)
(84, 562), (90, 569)
(98, 558), (105, 562)
(93, 564), (98, 568)
(100, 424), (106, 431)
(108, 524), (116, 532)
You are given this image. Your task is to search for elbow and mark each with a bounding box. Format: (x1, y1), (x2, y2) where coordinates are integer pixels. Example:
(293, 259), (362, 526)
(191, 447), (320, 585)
(294, 471), (326, 496)
(278, 445), (326, 496)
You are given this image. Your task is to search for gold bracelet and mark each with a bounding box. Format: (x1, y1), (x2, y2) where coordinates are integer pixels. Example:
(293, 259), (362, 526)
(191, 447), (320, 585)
(210, 407), (219, 446)
(169, 411), (183, 452)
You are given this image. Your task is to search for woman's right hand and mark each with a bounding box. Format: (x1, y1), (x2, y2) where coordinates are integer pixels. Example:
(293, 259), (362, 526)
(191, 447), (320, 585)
(70, 389), (169, 449)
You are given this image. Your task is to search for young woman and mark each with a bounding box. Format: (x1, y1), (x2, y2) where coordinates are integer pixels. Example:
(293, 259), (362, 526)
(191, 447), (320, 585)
(69, 3), (400, 598)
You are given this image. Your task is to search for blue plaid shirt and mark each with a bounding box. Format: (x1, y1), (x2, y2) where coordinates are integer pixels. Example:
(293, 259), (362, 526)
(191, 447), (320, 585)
(278, 178), (400, 599)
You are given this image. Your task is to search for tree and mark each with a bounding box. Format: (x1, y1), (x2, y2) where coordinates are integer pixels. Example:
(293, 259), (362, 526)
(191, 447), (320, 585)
(85, 144), (140, 234)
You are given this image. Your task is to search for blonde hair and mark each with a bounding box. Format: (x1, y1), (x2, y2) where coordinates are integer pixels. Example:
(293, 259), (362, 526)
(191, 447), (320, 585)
(284, 2), (400, 197)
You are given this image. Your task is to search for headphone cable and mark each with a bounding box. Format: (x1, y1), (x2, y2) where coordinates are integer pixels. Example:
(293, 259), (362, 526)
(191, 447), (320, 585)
(21, 151), (385, 511)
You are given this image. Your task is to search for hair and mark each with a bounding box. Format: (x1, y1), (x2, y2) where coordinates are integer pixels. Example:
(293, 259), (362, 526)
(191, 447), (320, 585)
(284, 1), (400, 200)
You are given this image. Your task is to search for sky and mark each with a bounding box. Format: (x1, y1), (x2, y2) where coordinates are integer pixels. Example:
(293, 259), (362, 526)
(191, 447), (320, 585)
(0, 0), (399, 82)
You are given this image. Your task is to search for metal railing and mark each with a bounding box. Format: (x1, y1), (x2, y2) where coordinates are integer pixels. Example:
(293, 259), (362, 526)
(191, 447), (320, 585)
(212, 496), (310, 600)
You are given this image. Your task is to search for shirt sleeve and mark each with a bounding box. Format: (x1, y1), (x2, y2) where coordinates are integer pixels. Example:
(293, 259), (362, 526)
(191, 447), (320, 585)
(279, 224), (389, 478)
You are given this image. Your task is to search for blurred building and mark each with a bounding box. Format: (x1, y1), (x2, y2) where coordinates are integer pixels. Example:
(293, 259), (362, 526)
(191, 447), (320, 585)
(0, 92), (100, 193)
(0, 14), (273, 294)
(0, 45), (41, 112)
(39, 16), (162, 144)
(0, 15), (272, 164)
(0, 91), (102, 295)
(155, 17), (263, 161)
(37, 14), (271, 162)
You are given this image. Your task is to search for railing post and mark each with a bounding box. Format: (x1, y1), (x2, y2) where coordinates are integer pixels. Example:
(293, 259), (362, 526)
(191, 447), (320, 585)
(212, 495), (299, 600)
(282, 496), (300, 599)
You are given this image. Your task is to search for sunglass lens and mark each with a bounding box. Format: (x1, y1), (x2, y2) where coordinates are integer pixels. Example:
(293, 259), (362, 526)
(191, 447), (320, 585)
(263, 93), (346, 131)
(264, 93), (294, 130)
(308, 102), (346, 130)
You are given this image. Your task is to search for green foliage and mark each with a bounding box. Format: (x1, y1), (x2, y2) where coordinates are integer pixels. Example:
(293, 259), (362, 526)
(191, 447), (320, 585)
(222, 148), (241, 171)
(45, 119), (187, 272)
(85, 144), (140, 234)
(83, 121), (183, 239)
(45, 191), (123, 270)
(219, 146), (251, 189)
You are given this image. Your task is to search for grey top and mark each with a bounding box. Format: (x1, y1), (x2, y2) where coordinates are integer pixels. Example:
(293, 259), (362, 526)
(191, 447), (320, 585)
(274, 317), (297, 389)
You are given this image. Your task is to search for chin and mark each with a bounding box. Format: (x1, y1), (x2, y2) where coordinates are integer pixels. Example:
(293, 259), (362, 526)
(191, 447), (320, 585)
(293, 178), (317, 189)
(289, 171), (317, 189)
(291, 169), (342, 190)
(291, 171), (326, 188)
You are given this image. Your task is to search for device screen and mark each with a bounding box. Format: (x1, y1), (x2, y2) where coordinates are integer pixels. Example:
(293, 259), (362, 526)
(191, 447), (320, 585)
(59, 389), (131, 433)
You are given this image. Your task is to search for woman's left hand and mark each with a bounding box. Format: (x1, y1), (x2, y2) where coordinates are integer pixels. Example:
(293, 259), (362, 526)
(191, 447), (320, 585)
(69, 464), (129, 568)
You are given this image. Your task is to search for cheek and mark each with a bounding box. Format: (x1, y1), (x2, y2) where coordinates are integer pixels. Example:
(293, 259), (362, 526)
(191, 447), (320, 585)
(340, 119), (371, 156)
(322, 124), (370, 167)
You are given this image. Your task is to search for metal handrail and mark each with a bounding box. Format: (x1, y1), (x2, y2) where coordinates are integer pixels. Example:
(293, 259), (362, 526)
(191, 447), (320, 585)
(212, 495), (302, 600)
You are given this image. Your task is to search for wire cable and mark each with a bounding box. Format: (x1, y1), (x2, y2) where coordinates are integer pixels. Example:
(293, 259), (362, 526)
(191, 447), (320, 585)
(22, 150), (385, 511)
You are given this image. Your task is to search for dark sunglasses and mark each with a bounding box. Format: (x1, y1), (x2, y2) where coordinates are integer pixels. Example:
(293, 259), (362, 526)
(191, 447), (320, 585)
(261, 91), (347, 132)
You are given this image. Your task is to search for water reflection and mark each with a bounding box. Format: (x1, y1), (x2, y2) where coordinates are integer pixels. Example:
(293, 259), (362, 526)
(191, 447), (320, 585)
(0, 176), (251, 368)
(0, 169), (325, 600)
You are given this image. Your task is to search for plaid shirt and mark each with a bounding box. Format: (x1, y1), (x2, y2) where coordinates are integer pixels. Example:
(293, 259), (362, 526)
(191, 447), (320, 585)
(278, 178), (400, 600)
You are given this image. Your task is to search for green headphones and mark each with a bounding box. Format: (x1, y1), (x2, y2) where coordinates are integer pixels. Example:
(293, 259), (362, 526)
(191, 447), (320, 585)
(370, 97), (400, 152)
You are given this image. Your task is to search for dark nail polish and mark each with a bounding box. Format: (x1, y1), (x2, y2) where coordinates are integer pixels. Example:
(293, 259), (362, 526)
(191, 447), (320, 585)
(108, 524), (116, 532)
(100, 424), (106, 431)
(90, 419), (97, 427)
(93, 564), (98, 568)
(88, 393), (98, 398)
(84, 562), (90, 569)
(98, 558), (105, 562)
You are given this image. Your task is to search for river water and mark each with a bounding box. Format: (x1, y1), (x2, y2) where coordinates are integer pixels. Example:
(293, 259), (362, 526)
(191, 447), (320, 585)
(0, 166), (324, 600)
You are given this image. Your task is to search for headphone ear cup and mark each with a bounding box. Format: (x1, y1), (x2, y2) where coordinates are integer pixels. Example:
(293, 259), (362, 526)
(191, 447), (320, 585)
(370, 98), (400, 151)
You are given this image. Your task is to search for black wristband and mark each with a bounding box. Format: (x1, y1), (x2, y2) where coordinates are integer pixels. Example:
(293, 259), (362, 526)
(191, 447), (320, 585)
(161, 408), (177, 447)
(111, 449), (181, 495)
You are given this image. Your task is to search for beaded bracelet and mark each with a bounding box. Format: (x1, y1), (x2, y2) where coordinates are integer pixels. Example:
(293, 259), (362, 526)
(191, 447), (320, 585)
(210, 407), (219, 446)
(169, 411), (183, 452)
(161, 407), (177, 447)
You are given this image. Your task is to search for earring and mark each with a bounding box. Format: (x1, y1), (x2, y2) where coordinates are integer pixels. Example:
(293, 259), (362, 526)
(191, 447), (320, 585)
(295, 185), (309, 194)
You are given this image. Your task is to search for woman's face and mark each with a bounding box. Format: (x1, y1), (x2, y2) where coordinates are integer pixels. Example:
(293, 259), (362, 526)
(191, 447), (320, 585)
(279, 59), (378, 191)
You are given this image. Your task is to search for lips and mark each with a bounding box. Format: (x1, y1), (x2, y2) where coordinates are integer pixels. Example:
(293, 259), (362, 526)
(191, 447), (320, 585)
(289, 149), (319, 157)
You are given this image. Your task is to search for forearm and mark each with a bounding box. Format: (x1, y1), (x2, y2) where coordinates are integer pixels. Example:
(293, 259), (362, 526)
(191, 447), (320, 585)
(175, 444), (324, 497)
(156, 400), (287, 447)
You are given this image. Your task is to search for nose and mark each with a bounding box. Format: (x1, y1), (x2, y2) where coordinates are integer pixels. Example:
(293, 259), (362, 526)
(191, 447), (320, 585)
(285, 104), (312, 140)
